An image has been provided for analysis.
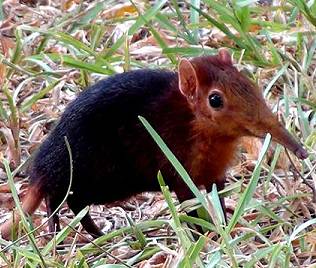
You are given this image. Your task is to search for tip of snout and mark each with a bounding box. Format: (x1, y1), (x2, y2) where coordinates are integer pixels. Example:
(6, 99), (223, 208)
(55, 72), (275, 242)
(294, 147), (309, 160)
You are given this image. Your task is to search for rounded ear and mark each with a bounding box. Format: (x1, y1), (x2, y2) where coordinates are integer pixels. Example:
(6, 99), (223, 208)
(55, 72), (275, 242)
(218, 48), (232, 65)
(178, 59), (197, 99)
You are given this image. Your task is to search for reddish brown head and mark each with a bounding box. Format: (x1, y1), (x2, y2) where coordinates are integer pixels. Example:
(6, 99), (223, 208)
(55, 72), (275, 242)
(178, 49), (308, 160)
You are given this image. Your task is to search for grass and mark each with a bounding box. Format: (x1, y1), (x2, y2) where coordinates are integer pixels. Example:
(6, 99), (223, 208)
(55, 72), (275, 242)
(0, 0), (315, 267)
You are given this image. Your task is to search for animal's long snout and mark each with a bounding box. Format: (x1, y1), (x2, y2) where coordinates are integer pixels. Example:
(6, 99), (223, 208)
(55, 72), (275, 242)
(267, 120), (308, 159)
(250, 107), (308, 160)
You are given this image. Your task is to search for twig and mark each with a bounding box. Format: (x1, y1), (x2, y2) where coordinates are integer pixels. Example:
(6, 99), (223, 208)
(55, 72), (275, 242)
(285, 149), (316, 202)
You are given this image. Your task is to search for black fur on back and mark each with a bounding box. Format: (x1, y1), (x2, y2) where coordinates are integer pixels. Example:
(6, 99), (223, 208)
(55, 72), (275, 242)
(29, 69), (195, 213)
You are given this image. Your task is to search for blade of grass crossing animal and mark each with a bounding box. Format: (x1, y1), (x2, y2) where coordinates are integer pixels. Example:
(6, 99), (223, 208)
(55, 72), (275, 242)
(158, 171), (205, 268)
(227, 134), (271, 233)
(30, 136), (76, 266)
(139, 116), (208, 210)
(141, 117), (237, 267)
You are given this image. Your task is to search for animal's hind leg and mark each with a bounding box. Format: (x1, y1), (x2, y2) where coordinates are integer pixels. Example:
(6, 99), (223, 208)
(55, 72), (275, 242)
(67, 200), (104, 238)
(45, 195), (61, 234)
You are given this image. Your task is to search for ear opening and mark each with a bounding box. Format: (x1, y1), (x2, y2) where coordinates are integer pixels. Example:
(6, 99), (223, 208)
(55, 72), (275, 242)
(178, 59), (198, 99)
(218, 48), (232, 65)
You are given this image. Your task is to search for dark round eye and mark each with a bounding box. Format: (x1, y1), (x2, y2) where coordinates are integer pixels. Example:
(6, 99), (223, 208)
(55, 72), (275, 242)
(208, 93), (223, 109)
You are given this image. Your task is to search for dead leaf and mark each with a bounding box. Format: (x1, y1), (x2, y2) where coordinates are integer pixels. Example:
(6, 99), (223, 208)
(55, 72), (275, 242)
(138, 252), (170, 268)
(62, 0), (80, 11)
(19, 0), (37, 7)
(0, 125), (20, 167)
(249, 24), (262, 32)
(0, 183), (11, 193)
(101, 4), (137, 19)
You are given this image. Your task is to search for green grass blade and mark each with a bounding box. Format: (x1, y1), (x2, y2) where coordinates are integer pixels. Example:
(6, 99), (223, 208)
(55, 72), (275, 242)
(19, 26), (96, 56)
(138, 116), (208, 210)
(289, 217), (316, 243)
(26, 54), (114, 75)
(42, 206), (89, 255)
(190, 0), (200, 43)
(128, 0), (168, 35)
(3, 159), (47, 267)
(158, 172), (192, 251)
(20, 80), (61, 113)
(227, 134), (271, 233)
